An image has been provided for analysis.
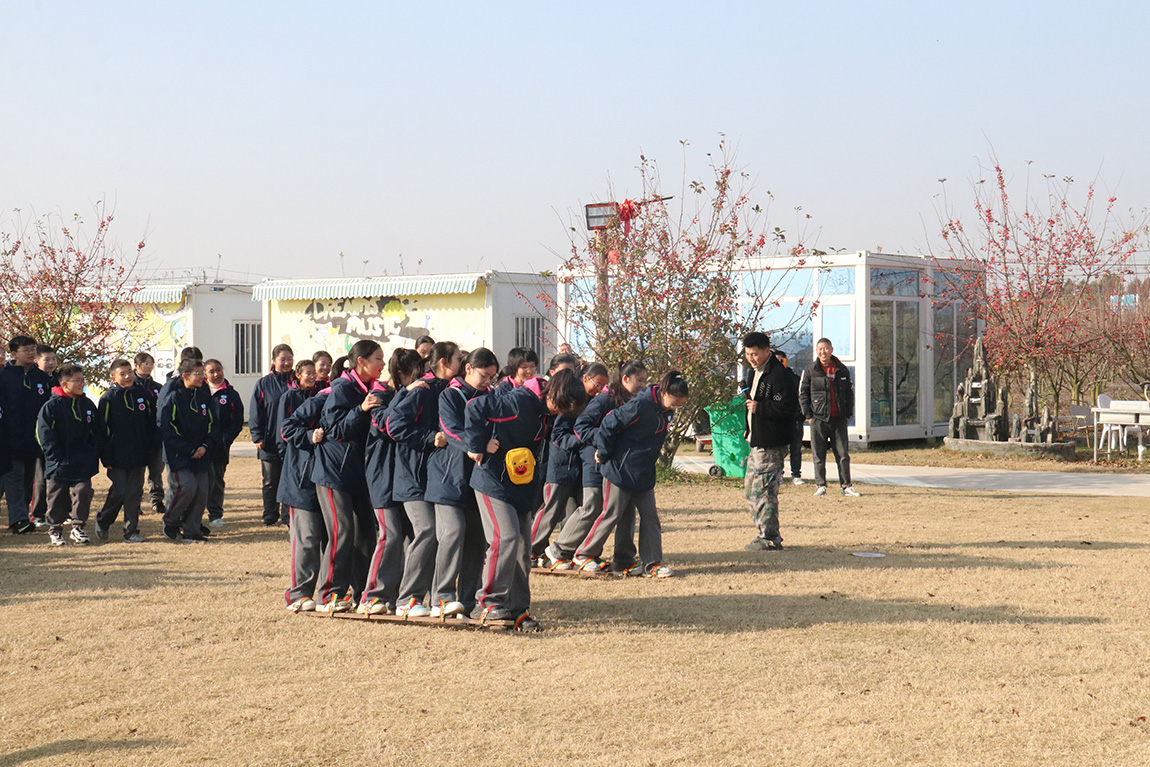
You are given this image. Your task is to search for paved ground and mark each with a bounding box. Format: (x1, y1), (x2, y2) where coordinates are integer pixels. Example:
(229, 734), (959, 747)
(236, 441), (1144, 498)
(672, 454), (1150, 498)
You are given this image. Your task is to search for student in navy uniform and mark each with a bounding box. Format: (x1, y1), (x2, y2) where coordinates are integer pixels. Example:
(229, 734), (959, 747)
(493, 346), (539, 395)
(386, 342), (462, 618)
(36, 364), (102, 546)
(311, 340), (385, 613)
(574, 371), (690, 578)
(204, 359), (246, 528)
(530, 360), (608, 562)
(464, 368), (587, 627)
(312, 350), (333, 390)
(2, 335), (54, 534)
(249, 343), (295, 526)
(423, 347), (496, 619)
(133, 352), (166, 515)
(773, 349), (806, 485)
(280, 389), (329, 612)
(357, 349), (425, 616)
(159, 358), (219, 542)
(545, 360), (648, 571)
(35, 345), (59, 387)
(95, 359), (152, 543)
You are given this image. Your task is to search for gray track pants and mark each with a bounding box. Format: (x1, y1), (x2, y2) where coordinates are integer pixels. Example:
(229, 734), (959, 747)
(96, 466), (145, 536)
(397, 500), (437, 606)
(146, 447), (164, 510)
(164, 468), (210, 536)
(46, 478), (94, 531)
(362, 504), (408, 608)
(206, 459), (229, 521)
(432, 500), (486, 607)
(475, 492), (531, 614)
(285, 507), (326, 604)
(530, 482), (581, 558)
(3, 457), (33, 526)
(315, 485), (375, 603)
(576, 479), (663, 573)
(551, 484), (603, 559)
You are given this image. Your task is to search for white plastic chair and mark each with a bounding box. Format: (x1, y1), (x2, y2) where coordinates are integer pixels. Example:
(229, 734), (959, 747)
(1097, 394), (1141, 453)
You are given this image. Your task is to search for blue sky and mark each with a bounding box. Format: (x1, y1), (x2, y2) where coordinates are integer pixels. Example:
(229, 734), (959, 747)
(3, 2), (1148, 281)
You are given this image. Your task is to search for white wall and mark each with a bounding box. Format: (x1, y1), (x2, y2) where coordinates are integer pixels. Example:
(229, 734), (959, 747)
(189, 285), (261, 406)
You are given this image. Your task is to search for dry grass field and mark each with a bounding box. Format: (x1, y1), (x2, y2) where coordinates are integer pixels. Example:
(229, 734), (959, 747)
(2, 458), (1149, 766)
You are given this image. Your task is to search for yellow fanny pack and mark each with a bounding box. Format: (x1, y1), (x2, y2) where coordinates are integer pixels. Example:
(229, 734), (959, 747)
(505, 447), (536, 485)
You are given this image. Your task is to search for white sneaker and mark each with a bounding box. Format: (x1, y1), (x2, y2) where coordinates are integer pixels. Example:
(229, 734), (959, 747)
(48, 529), (66, 547)
(647, 565), (676, 578)
(429, 601), (466, 619)
(34, 520), (49, 531)
(69, 526), (91, 545)
(574, 556), (606, 572)
(395, 600), (431, 619)
(356, 598), (386, 615)
(842, 486), (861, 497)
(208, 518), (226, 529)
(287, 598), (316, 613)
(792, 477), (805, 486)
(124, 532), (147, 543)
(316, 595), (352, 614)
(544, 543), (575, 571)
(813, 486), (827, 496)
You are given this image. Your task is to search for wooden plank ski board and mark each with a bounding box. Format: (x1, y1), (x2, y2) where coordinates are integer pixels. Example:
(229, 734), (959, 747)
(531, 566), (619, 579)
(298, 610), (528, 631)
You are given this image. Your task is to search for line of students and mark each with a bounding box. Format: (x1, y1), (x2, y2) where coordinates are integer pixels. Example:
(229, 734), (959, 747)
(280, 342), (689, 628)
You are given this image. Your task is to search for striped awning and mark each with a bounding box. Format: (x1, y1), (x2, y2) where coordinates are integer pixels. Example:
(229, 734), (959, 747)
(252, 274), (484, 301)
(133, 284), (190, 303)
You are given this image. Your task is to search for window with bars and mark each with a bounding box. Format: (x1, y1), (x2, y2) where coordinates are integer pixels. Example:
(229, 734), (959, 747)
(234, 321), (262, 375)
(514, 315), (546, 361)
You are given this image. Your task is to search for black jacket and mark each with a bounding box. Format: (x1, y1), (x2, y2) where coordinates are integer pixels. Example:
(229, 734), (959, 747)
(249, 370), (293, 461)
(465, 379), (549, 514)
(799, 355), (855, 422)
(595, 385), (674, 492)
(99, 383), (154, 468)
(37, 390), (102, 482)
(425, 378), (486, 507)
(742, 355), (799, 449)
(159, 379), (219, 473)
(211, 380), (246, 463)
(1, 362), (54, 459)
(278, 392), (327, 512)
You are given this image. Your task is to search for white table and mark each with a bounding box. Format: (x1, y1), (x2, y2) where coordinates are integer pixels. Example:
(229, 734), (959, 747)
(1092, 401), (1150, 461)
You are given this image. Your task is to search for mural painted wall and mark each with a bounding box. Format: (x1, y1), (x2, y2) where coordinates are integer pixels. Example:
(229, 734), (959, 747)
(269, 291), (489, 358)
(115, 299), (191, 378)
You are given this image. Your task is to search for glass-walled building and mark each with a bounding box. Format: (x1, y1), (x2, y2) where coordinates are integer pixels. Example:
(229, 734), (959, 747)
(557, 250), (977, 446)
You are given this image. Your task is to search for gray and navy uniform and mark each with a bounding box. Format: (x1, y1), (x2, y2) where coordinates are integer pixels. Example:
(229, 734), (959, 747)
(280, 391), (328, 606)
(360, 387), (406, 610)
(550, 390), (613, 560)
(529, 412), (583, 558)
(36, 387), (102, 532)
(96, 382), (153, 537)
(158, 378), (219, 537)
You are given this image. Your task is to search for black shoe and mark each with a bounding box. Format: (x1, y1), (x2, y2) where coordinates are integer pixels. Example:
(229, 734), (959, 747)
(512, 613), (541, 632)
(199, 525), (211, 537)
(765, 536), (784, 551)
(470, 604), (513, 621)
(262, 518), (279, 527)
(153, 504), (167, 516)
(162, 524), (181, 541)
(9, 520), (36, 535)
(181, 533), (208, 543)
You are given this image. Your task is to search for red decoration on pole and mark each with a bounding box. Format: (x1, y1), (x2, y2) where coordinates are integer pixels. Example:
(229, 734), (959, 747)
(618, 199), (638, 236)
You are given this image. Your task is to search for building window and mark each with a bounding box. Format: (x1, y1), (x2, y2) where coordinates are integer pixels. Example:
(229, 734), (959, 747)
(515, 315), (546, 362)
(819, 267), (856, 296)
(234, 321), (262, 375)
(871, 268), (920, 297)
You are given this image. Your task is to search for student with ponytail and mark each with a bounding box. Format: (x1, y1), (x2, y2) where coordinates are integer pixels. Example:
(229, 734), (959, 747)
(357, 348), (426, 615)
(424, 347), (498, 618)
(311, 341), (386, 613)
(464, 367), (587, 628)
(545, 360), (648, 571)
(385, 342), (462, 618)
(574, 370), (689, 578)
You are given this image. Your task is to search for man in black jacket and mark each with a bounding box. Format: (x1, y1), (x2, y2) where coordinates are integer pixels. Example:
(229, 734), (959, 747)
(799, 338), (860, 497)
(2, 335), (54, 534)
(249, 344), (294, 526)
(741, 331), (799, 551)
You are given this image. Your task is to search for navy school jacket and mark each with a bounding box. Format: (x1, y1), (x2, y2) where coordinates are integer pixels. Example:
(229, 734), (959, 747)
(425, 377), (486, 507)
(311, 371), (385, 495)
(364, 388), (399, 509)
(0, 388), (9, 475)
(158, 379), (219, 473)
(134, 375), (162, 449)
(546, 413), (583, 487)
(1, 362), (54, 459)
(37, 388), (102, 482)
(386, 373), (450, 504)
(278, 391), (327, 513)
(573, 390), (614, 488)
(98, 382), (153, 469)
(464, 378), (549, 514)
(272, 383), (318, 463)
(249, 370), (294, 461)
(594, 384), (674, 493)
(211, 380), (246, 463)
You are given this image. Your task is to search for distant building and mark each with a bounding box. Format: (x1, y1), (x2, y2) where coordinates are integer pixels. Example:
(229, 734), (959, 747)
(557, 250), (978, 445)
(251, 270), (557, 365)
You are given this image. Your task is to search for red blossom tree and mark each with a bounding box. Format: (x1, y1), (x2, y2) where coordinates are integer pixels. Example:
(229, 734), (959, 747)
(932, 157), (1147, 416)
(546, 141), (815, 464)
(0, 203), (147, 379)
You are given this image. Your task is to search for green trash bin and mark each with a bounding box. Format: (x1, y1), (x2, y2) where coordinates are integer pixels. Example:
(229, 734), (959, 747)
(704, 397), (749, 478)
